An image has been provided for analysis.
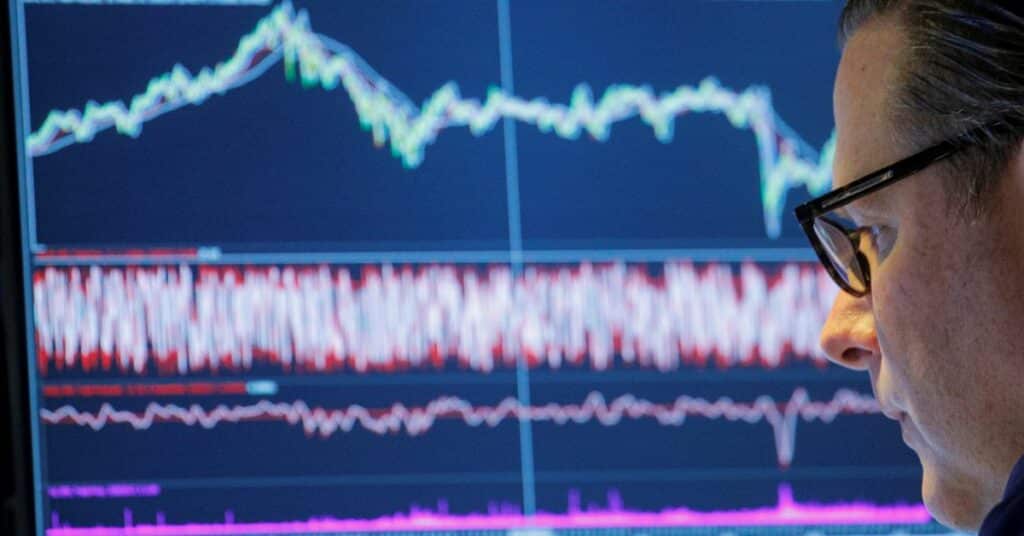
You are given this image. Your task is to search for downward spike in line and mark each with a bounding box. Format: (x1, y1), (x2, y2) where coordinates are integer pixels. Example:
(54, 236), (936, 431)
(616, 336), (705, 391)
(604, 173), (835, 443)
(32, 263), (838, 377)
(40, 388), (879, 467)
(27, 1), (833, 237)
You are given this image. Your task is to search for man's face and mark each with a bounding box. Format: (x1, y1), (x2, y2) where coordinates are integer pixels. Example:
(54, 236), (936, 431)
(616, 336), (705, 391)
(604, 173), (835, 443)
(824, 15), (1024, 531)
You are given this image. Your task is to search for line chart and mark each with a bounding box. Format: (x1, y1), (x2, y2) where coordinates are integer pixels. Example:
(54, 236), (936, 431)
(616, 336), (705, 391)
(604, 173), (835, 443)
(40, 388), (878, 467)
(15, 3), (925, 534)
(33, 263), (837, 376)
(26, 1), (834, 237)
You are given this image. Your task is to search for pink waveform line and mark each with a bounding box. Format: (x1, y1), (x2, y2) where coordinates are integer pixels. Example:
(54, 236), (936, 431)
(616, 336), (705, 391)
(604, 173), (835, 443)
(32, 262), (837, 376)
(40, 388), (878, 467)
(45, 484), (930, 535)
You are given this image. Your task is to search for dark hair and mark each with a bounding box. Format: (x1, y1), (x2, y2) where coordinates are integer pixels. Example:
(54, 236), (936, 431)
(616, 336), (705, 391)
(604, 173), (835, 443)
(839, 1), (1024, 212)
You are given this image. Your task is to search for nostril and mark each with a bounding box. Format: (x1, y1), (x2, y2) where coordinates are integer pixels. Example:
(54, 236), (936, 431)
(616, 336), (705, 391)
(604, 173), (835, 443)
(840, 348), (865, 365)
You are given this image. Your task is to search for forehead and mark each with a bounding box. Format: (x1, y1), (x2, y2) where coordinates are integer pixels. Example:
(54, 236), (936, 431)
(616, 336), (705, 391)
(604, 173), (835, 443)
(833, 15), (909, 193)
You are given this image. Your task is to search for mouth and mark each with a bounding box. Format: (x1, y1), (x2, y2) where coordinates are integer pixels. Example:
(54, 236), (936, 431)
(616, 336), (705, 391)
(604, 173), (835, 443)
(880, 407), (906, 422)
(879, 401), (918, 448)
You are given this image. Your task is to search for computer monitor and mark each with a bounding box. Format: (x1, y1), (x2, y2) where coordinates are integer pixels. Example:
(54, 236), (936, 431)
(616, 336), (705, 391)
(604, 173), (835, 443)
(0, 1), (949, 535)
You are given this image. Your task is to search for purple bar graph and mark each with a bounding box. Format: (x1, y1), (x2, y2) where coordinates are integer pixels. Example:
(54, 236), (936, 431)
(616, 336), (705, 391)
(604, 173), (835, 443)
(47, 485), (930, 535)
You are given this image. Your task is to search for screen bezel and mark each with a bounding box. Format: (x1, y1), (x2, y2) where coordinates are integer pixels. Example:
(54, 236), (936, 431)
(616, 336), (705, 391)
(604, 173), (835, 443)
(1, 0), (38, 534)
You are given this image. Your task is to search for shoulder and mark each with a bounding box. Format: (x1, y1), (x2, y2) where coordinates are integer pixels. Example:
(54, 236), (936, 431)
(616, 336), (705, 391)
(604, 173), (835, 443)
(980, 456), (1024, 536)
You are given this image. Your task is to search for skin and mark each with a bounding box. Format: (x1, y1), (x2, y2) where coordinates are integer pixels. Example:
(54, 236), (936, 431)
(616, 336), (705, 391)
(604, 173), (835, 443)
(822, 14), (1024, 532)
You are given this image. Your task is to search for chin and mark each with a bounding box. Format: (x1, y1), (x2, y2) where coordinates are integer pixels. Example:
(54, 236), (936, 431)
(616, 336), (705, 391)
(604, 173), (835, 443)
(919, 457), (988, 532)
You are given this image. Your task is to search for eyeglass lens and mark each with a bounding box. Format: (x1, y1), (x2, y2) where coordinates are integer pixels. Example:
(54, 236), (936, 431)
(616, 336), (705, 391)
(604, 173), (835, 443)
(812, 217), (868, 294)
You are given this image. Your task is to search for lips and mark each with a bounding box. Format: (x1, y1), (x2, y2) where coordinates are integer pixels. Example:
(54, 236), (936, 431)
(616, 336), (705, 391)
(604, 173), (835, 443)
(880, 406), (905, 422)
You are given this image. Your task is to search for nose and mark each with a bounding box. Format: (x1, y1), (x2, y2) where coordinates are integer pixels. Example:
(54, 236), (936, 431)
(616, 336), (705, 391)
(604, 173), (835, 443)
(819, 289), (880, 371)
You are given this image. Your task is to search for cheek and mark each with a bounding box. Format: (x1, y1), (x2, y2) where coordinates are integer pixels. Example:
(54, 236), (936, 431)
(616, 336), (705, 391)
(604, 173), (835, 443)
(871, 227), (940, 364)
(871, 227), (962, 412)
(872, 184), (1024, 495)
(872, 222), (994, 462)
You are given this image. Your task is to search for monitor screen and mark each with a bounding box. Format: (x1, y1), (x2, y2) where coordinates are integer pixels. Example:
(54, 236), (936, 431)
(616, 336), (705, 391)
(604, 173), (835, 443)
(7, 0), (949, 534)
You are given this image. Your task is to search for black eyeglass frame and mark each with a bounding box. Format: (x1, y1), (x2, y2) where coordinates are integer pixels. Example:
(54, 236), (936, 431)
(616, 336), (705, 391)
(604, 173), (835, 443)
(794, 124), (996, 297)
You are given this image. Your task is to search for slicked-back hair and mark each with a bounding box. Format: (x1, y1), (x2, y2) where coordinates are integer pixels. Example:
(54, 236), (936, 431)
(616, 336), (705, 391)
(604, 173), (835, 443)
(838, 1), (1024, 213)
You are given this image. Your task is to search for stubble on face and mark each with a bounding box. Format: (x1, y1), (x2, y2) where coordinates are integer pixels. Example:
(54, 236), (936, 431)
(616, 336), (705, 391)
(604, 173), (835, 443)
(835, 14), (1024, 532)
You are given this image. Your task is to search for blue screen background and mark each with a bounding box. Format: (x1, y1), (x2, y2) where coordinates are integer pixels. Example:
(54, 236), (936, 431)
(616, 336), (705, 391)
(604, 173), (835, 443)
(13, 1), (941, 534)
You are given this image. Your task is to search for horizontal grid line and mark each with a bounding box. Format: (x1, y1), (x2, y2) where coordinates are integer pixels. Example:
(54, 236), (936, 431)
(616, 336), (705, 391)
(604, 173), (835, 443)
(46, 465), (921, 490)
(38, 368), (866, 387)
(32, 247), (819, 266)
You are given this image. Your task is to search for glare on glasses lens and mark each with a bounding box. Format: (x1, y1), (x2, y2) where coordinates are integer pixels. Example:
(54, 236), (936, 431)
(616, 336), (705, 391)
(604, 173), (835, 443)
(812, 217), (869, 294)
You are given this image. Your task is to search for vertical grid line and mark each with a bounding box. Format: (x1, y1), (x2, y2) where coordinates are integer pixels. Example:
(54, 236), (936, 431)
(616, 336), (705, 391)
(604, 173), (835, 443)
(497, 0), (524, 264)
(496, 0), (536, 517)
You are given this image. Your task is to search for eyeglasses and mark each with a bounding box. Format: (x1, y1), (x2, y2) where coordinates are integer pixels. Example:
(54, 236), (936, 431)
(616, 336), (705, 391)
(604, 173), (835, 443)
(794, 124), (996, 297)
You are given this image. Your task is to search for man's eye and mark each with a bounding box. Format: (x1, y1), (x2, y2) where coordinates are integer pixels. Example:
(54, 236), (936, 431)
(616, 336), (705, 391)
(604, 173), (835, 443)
(862, 225), (896, 258)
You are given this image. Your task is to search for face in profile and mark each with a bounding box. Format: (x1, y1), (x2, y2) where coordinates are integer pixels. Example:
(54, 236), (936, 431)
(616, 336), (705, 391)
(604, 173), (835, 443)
(821, 14), (1024, 532)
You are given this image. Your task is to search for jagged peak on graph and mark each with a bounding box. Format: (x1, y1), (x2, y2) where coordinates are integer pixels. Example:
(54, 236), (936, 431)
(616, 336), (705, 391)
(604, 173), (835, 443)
(27, 1), (834, 237)
(40, 388), (879, 467)
(32, 263), (837, 377)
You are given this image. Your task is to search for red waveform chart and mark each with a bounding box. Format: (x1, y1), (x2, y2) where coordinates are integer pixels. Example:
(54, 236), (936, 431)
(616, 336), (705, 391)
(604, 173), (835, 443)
(40, 388), (877, 467)
(32, 262), (837, 377)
